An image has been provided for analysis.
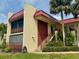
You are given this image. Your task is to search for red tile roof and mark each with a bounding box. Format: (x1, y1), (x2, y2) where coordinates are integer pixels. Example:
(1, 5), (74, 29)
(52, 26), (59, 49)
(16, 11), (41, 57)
(9, 10), (57, 22)
(34, 10), (52, 19)
(9, 10), (24, 22)
(34, 10), (57, 22)
(64, 17), (79, 24)
(58, 17), (79, 24)
(9, 9), (79, 24)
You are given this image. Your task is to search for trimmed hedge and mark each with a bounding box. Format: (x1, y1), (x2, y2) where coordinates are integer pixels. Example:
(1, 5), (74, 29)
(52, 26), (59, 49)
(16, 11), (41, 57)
(3, 47), (12, 53)
(42, 46), (79, 52)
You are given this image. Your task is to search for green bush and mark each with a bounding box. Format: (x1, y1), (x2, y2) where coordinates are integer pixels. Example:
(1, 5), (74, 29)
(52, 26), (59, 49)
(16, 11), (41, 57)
(53, 40), (63, 47)
(0, 44), (6, 49)
(46, 40), (63, 47)
(65, 33), (75, 46)
(42, 46), (79, 52)
(57, 30), (75, 46)
(0, 45), (3, 49)
(1, 39), (6, 49)
(46, 41), (54, 47)
(4, 47), (12, 53)
(57, 31), (63, 41)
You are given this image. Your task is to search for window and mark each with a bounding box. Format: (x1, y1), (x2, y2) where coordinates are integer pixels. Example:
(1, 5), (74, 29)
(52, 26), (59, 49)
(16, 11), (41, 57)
(18, 18), (23, 29)
(11, 18), (23, 33)
(11, 21), (17, 29)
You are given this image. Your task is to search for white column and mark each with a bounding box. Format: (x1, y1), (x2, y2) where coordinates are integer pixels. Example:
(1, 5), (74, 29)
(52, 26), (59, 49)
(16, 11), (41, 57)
(6, 12), (13, 45)
(77, 24), (79, 47)
(71, 30), (76, 45)
(55, 30), (58, 43)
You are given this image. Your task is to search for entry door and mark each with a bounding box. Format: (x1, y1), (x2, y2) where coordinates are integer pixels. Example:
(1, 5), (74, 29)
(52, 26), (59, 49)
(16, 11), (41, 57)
(9, 34), (23, 52)
(38, 20), (48, 46)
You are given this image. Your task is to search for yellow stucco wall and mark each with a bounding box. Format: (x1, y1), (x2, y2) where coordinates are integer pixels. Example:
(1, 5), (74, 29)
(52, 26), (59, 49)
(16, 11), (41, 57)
(23, 4), (38, 52)
(6, 13), (13, 45)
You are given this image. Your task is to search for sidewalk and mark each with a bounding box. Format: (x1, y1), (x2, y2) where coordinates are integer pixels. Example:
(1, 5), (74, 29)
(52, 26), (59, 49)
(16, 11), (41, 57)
(32, 52), (79, 54)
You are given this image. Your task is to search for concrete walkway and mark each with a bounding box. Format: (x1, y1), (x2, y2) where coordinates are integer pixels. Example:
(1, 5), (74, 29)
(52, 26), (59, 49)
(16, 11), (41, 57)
(0, 52), (79, 55)
(32, 52), (79, 54)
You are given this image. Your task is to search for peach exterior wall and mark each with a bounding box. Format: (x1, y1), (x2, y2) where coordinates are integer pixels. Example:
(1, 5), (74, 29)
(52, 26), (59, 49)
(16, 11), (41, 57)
(23, 4), (38, 52)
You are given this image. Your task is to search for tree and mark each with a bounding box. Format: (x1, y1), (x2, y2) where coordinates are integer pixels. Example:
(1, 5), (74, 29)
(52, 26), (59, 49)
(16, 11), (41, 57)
(0, 23), (7, 40)
(71, 0), (79, 18)
(0, 23), (7, 48)
(50, 0), (72, 46)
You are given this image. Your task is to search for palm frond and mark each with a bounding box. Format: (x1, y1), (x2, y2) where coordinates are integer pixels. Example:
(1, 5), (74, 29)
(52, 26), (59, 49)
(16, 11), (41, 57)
(50, 0), (73, 15)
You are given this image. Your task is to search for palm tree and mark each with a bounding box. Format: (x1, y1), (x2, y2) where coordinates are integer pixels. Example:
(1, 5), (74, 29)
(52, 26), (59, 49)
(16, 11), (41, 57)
(71, 0), (79, 18)
(50, 0), (72, 46)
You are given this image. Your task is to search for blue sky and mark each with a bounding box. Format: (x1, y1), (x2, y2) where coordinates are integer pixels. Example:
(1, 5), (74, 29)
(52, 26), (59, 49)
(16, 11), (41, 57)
(0, 0), (73, 23)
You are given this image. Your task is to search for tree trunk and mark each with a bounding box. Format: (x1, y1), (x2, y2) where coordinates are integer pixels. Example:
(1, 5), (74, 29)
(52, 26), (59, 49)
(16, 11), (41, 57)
(61, 11), (65, 46)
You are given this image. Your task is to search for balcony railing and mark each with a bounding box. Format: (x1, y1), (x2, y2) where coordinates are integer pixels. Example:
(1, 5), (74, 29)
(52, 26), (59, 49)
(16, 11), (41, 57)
(11, 28), (23, 34)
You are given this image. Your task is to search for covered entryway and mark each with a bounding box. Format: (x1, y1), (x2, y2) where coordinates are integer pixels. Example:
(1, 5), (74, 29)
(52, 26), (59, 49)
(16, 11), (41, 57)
(38, 20), (48, 46)
(9, 34), (23, 52)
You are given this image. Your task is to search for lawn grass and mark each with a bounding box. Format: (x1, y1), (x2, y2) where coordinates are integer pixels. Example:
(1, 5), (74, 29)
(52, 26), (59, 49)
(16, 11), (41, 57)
(0, 53), (79, 59)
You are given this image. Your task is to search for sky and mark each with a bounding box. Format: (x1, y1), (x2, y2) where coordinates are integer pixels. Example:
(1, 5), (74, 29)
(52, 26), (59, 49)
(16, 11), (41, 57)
(0, 0), (74, 23)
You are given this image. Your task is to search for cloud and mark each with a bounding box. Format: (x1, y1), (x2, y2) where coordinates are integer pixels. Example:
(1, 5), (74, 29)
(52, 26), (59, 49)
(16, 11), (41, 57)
(64, 14), (73, 19)
(0, 0), (25, 23)
(53, 15), (61, 20)
(50, 13), (73, 20)
(0, 13), (7, 23)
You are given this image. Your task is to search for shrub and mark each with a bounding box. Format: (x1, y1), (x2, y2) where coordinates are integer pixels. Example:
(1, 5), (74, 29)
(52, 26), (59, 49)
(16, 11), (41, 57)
(1, 39), (6, 49)
(65, 33), (75, 46)
(57, 30), (75, 46)
(4, 47), (12, 53)
(42, 46), (53, 52)
(53, 40), (63, 47)
(42, 46), (79, 52)
(0, 44), (6, 49)
(0, 45), (3, 49)
(57, 31), (63, 41)
(46, 40), (63, 47)
(46, 41), (54, 47)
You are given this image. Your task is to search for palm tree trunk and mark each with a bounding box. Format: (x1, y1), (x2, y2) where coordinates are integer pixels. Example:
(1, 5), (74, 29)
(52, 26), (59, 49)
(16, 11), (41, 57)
(61, 11), (65, 46)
